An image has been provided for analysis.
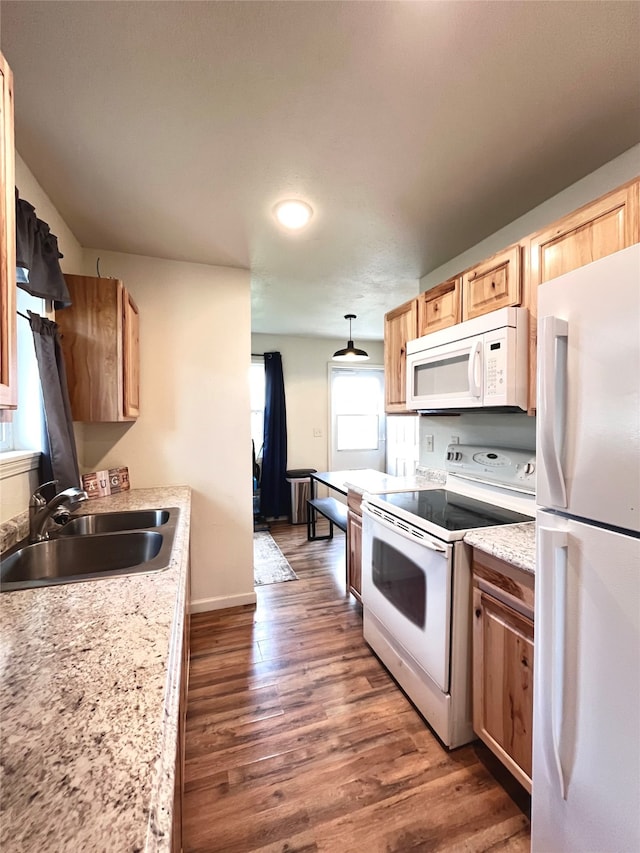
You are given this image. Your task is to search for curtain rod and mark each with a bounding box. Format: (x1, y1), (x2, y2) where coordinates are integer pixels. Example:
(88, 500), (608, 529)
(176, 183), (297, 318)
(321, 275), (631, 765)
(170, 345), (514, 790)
(251, 352), (264, 357)
(17, 310), (30, 321)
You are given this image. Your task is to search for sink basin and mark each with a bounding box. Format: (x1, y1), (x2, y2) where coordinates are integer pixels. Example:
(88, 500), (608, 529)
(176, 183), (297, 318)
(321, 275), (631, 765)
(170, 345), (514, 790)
(58, 508), (171, 536)
(1, 507), (179, 592)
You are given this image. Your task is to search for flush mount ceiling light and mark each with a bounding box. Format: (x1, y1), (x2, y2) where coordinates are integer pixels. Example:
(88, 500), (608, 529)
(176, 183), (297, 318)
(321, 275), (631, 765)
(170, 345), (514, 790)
(273, 199), (313, 230)
(333, 314), (370, 361)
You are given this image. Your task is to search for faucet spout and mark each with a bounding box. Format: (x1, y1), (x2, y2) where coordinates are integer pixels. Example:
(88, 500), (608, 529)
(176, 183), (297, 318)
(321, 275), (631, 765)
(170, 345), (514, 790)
(29, 484), (89, 543)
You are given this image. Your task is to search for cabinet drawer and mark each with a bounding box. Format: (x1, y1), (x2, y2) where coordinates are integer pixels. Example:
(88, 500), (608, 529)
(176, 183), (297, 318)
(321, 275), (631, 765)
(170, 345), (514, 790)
(462, 245), (521, 321)
(347, 489), (362, 514)
(472, 549), (534, 619)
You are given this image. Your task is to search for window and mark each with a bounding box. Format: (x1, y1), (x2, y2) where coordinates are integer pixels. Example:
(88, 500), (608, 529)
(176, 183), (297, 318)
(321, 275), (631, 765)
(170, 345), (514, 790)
(250, 358), (265, 460)
(0, 289), (46, 456)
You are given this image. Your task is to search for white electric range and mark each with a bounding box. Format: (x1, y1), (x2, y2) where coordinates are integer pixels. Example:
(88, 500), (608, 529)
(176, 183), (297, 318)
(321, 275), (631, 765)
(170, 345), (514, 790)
(361, 444), (535, 748)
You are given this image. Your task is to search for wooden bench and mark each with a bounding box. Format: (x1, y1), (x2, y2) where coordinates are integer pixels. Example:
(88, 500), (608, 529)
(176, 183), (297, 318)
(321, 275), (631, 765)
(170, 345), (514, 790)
(307, 496), (348, 541)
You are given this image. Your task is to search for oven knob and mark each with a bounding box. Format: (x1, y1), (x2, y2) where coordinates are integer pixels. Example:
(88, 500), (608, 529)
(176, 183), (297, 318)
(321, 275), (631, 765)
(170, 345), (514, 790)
(446, 450), (454, 461)
(524, 462), (535, 475)
(455, 451), (462, 461)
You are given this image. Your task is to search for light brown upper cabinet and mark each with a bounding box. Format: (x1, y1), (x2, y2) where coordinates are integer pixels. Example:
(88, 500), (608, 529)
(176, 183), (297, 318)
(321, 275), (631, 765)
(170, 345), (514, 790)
(384, 297), (418, 414)
(0, 53), (17, 410)
(462, 244), (522, 322)
(523, 177), (639, 412)
(417, 276), (461, 336)
(526, 179), (640, 288)
(58, 275), (140, 422)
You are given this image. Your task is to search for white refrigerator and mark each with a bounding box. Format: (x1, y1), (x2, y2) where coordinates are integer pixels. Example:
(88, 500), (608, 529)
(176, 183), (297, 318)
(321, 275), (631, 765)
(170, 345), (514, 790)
(533, 243), (640, 852)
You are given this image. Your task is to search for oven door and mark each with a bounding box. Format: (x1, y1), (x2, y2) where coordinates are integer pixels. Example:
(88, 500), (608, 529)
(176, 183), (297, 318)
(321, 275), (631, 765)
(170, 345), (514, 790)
(361, 505), (454, 692)
(406, 334), (483, 411)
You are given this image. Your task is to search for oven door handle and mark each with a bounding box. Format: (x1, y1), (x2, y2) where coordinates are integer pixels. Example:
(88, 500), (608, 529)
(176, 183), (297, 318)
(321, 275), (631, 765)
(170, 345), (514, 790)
(362, 504), (448, 552)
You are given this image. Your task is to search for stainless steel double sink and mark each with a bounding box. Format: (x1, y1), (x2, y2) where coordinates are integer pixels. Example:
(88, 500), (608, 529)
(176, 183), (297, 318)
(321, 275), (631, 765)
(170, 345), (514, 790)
(0, 507), (179, 592)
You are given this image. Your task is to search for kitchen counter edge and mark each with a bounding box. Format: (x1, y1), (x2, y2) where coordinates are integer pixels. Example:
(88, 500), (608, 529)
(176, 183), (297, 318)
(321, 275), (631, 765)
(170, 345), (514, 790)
(464, 521), (536, 574)
(0, 485), (191, 853)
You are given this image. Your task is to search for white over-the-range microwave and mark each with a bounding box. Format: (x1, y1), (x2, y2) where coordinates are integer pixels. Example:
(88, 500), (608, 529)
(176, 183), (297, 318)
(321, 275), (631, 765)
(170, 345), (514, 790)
(405, 306), (529, 412)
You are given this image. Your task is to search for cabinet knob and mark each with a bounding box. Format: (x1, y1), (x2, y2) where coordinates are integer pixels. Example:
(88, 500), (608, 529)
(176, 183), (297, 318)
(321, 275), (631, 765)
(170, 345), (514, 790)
(475, 608), (481, 618)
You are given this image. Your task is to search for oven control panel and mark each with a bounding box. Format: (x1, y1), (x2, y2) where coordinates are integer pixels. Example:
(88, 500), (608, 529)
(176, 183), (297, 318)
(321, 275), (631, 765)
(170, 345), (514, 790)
(445, 444), (536, 491)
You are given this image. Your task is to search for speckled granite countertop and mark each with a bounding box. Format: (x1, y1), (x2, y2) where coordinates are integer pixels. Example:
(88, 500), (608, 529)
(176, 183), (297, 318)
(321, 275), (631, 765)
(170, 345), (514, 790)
(464, 521), (536, 574)
(345, 466), (446, 496)
(0, 486), (191, 852)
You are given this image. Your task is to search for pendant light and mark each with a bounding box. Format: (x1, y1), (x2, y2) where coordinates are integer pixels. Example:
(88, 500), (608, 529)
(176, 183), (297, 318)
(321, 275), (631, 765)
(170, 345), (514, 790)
(332, 314), (369, 361)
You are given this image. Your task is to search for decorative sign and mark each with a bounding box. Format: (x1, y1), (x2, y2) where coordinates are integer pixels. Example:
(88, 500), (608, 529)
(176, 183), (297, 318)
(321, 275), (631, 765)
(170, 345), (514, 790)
(81, 467), (130, 499)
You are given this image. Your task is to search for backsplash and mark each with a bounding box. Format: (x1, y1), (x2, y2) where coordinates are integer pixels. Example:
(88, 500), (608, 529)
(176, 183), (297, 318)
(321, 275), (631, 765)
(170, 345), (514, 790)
(418, 412), (536, 468)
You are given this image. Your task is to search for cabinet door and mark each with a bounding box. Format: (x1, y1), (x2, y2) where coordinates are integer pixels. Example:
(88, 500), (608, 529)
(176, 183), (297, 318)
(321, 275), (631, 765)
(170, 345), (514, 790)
(417, 277), (461, 336)
(123, 290), (140, 418)
(524, 178), (639, 413)
(473, 586), (534, 792)
(462, 245), (521, 321)
(0, 53), (16, 409)
(384, 298), (417, 413)
(59, 275), (139, 422)
(527, 180), (640, 288)
(347, 509), (362, 602)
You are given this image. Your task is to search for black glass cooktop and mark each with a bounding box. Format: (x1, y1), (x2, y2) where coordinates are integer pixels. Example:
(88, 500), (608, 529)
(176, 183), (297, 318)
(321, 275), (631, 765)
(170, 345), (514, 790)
(375, 489), (531, 532)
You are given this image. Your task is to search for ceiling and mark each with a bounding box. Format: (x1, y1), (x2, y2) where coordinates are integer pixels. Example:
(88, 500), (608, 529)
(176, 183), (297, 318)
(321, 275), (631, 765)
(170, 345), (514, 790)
(2, 1), (639, 340)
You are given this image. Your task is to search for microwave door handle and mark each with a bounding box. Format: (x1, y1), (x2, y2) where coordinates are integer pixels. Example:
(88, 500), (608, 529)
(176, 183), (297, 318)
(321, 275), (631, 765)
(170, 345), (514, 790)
(468, 340), (482, 398)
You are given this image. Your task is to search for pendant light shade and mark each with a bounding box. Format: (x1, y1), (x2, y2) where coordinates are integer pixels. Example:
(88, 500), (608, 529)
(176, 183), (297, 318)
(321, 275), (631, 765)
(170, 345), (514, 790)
(332, 314), (369, 361)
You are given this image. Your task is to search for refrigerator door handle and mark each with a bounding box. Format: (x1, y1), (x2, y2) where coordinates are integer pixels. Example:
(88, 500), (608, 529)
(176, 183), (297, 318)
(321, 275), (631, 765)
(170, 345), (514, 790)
(539, 316), (568, 508)
(539, 524), (570, 800)
(468, 340), (482, 398)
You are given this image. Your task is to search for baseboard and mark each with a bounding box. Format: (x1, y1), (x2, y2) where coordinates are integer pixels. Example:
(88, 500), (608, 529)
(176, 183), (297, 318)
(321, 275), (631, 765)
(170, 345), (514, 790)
(190, 591), (257, 613)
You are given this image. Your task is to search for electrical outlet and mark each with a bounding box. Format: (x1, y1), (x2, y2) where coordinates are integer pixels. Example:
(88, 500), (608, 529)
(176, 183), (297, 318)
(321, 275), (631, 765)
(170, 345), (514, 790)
(313, 428), (323, 438)
(451, 435), (460, 444)
(424, 434), (434, 452)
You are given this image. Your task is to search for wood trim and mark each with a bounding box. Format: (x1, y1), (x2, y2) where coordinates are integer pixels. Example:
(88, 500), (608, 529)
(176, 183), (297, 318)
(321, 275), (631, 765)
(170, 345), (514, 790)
(471, 549), (534, 618)
(347, 488), (362, 514)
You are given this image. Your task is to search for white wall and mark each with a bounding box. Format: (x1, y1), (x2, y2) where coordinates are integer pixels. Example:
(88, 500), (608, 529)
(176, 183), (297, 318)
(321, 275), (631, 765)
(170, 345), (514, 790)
(421, 144), (640, 291)
(6, 158), (255, 612)
(15, 153), (85, 274)
(251, 333), (384, 473)
(82, 249), (254, 612)
(0, 154), (87, 524)
(418, 144), (640, 469)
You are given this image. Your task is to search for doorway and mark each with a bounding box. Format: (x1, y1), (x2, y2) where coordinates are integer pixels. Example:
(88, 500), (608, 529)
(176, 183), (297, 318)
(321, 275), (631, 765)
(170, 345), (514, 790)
(328, 365), (386, 471)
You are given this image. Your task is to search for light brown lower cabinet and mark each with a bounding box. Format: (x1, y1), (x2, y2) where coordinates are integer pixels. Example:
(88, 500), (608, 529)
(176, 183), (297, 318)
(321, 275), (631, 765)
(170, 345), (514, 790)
(347, 489), (363, 601)
(172, 567), (190, 853)
(472, 551), (534, 793)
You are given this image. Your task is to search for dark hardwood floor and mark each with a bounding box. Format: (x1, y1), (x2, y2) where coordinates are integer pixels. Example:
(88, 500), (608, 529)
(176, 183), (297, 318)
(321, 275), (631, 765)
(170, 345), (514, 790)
(183, 520), (531, 853)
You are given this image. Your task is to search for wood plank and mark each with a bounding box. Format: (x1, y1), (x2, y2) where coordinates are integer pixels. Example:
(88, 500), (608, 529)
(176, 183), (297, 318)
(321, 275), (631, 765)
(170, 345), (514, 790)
(183, 521), (530, 852)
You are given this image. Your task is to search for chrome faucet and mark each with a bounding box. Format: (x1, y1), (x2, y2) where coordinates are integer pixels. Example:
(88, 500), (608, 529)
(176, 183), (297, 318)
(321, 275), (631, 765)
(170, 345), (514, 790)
(29, 480), (89, 543)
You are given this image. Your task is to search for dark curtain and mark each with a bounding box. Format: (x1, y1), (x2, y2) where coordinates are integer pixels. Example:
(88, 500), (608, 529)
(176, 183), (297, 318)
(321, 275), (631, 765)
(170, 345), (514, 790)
(28, 311), (80, 490)
(15, 189), (71, 309)
(260, 352), (288, 518)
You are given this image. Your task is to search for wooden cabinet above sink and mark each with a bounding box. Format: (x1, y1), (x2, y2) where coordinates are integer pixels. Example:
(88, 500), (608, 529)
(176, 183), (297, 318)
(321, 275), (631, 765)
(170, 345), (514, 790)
(57, 274), (140, 422)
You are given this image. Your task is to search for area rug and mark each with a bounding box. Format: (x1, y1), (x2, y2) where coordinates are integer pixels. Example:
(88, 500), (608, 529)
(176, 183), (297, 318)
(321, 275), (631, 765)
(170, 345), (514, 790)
(253, 531), (299, 586)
